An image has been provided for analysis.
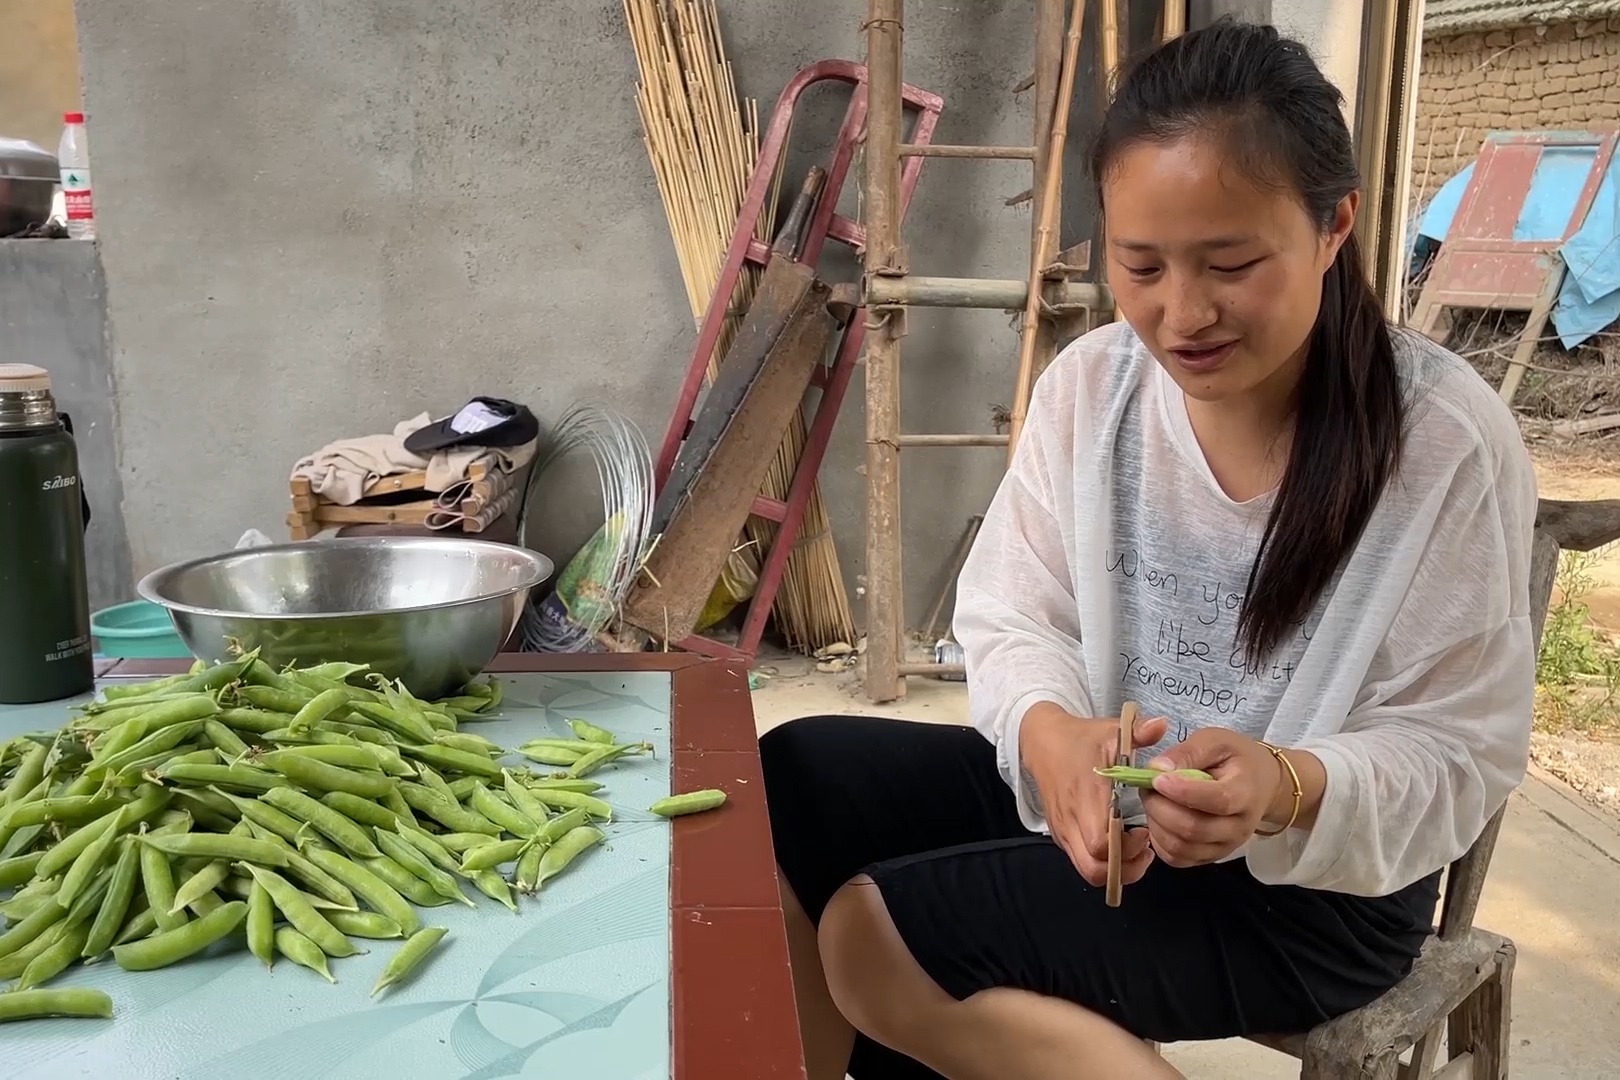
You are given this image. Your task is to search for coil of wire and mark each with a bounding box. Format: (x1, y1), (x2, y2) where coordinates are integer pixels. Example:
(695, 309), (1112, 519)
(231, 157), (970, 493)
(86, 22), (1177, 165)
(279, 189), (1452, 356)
(516, 403), (655, 652)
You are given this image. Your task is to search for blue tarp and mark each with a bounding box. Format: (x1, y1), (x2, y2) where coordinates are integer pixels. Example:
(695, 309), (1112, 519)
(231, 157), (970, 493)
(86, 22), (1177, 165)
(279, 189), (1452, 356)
(1413, 140), (1620, 350)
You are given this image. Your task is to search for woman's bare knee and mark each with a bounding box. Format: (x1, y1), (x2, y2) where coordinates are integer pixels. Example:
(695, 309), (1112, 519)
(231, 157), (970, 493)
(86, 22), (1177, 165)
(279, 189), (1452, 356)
(818, 874), (953, 1045)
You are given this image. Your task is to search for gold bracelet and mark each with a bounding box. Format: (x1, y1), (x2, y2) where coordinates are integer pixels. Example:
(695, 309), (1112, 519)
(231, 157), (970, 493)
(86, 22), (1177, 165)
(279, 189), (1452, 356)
(1254, 741), (1302, 838)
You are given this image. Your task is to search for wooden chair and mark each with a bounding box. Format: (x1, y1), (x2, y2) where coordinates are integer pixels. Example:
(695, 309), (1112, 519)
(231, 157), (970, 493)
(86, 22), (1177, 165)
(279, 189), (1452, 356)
(1233, 500), (1620, 1079)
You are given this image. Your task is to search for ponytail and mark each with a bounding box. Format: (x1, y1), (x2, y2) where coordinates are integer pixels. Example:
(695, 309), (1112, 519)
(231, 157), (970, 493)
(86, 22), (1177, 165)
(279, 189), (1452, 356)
(1236, 231), (1402, 663)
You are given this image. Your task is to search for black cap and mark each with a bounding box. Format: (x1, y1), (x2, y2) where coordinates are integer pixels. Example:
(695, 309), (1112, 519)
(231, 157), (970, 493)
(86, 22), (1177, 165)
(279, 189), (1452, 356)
(403, 396), (540, 455)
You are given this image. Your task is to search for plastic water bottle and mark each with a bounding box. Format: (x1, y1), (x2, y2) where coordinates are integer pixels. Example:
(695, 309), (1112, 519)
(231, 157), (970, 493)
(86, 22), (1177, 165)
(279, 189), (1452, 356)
(57, 111), (96, 240)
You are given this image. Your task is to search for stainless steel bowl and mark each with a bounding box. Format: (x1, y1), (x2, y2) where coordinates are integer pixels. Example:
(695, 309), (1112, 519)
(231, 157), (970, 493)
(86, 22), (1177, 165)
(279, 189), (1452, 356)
(136, 536), (554, 699)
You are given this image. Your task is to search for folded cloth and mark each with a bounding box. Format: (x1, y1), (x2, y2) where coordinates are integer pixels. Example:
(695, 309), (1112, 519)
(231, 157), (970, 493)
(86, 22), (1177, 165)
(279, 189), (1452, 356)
(291, 412), (538, 506)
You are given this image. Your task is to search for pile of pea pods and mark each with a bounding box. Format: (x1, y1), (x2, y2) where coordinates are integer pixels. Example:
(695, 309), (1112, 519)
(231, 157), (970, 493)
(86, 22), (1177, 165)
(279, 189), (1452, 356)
(0, 650), (726, 1024)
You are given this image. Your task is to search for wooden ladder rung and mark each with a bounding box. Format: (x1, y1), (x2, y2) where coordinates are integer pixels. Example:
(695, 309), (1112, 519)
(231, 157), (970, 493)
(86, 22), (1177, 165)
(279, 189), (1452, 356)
(895, 433), (1008, 448)
(900, 143), (1037, 159)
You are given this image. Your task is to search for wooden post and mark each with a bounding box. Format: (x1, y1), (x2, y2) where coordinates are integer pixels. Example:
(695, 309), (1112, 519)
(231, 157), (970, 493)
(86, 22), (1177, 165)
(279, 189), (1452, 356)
(1006, 0), (1086, 462)
(863, 0), (906, 703)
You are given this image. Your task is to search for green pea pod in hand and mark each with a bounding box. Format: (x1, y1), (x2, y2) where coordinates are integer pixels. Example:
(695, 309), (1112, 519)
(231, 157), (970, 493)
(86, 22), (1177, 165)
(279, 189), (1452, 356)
(1092, 765), (1214, 788)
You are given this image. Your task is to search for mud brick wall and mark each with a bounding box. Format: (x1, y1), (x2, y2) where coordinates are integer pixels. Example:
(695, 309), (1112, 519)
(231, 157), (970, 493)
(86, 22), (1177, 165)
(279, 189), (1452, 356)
(1414, 17), (1620, 205)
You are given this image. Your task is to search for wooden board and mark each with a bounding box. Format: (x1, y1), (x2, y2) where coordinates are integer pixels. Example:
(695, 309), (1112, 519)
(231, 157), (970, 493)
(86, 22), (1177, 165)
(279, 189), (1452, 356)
(623, 276), (837, 641)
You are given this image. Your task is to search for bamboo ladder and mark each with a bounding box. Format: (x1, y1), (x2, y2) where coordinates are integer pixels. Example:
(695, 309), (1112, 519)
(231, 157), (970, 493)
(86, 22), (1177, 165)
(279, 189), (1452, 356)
(860, 1), (1185, 702)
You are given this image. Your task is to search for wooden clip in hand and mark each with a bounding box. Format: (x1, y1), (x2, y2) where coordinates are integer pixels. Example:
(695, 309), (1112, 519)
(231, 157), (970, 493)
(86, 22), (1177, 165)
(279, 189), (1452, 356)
(1105, 701), (1138, 908)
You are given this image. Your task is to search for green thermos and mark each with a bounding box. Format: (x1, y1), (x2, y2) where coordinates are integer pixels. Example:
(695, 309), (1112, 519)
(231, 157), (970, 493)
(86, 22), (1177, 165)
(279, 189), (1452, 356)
(0, 363), (94, 703)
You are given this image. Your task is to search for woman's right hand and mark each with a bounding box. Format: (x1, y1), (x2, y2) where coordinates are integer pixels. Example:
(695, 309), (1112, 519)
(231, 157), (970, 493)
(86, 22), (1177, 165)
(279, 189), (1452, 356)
(1020, 702), (1170, 887)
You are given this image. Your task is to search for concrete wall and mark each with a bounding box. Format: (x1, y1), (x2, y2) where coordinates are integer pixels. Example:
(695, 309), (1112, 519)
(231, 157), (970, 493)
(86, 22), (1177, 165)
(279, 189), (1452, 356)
(0, 0), (82, 149)
(1414, 17), (1620, 202)
(0, 240), (133, 614)
(73, 1), (1350, 634)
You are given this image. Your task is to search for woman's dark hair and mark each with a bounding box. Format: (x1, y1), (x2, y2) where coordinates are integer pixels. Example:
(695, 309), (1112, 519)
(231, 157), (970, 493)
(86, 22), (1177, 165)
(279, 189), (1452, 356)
(1089, 17), (1403, 666)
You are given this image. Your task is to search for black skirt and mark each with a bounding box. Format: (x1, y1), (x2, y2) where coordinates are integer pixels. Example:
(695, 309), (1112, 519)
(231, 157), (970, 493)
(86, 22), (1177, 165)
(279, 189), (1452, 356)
(760, 714), (1439, 1080)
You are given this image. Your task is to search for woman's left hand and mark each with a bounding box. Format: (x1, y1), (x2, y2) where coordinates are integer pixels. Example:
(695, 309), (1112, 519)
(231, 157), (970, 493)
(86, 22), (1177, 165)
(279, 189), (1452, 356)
(1137, 728), (1284, 867)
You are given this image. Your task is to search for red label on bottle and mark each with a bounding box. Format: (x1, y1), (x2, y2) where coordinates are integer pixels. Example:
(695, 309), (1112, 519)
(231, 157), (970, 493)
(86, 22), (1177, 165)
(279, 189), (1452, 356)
(64, 189), (95, 220)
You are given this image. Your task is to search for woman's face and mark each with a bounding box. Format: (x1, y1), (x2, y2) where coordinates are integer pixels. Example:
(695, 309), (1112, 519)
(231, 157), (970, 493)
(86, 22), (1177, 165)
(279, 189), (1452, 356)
(1101, 136), (1356, 406)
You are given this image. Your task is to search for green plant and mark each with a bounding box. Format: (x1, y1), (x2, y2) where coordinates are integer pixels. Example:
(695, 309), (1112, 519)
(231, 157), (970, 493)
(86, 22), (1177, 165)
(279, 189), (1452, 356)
(1535, 549), (1620, 732)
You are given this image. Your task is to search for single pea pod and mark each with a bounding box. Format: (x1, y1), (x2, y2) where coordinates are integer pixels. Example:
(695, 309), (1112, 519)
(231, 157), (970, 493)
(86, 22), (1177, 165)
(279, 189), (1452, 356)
(567, 742), (649, 779)
(345, 700), (435, 745)
(242, 864), (363, 958)
(397, 783), (501, 836)
(527, 787), (613, 821)
(140, 831), (291, 868)
(246, 878), (275, 968)
(82, 835), (143, 958)
(534, 825), (605, 890)
(300, 845), (421, 936)
(286, 687), (359, 734)
(525, 777), (604, 795)
(0, 793), (122, 830)
(390, 822), (463, 875)
(112, 899), (247, 971)
(412, 764), (455, 799)
(0, 921), (63, 980)
(238, 684), (315, 715)
(324, 909), (403, 940)
(319, 791), (402, 832)
(567, 717), (617, 745)
(374, 828), (473, 908)
(17, 923), (91, 991)
(0, 877), (60, 921)
(268, 743), (381, 771)
(357, 743), (415, 777)
(371, 925), (448, 997)
(215, 707), (286, 735)
(203, 719), (251, 759)
(1092, 765), (1215, 788)
(58, 817), (123, 909)
(262, 787), (383, 858)
(535, 807), (590, 846)
(156, 762), (289, 794)
(275, 925), (335, 983)
(467, 783), (539, 839)
(519, 737), (604, 754)
(516, 746), (584, 767)
(434, 732), (502, 756)
(459, 837), (532, 874)
(515, 843), (544, 894)
(113, 904), (160, 947)
(381, 786), (418, 827)
(171, 860), (231, 914)
(469, 870), (518, 913)
(0, 849), (45, 889)
(258, 752), (396, 800)
(361, 853), (448, 908)
(0, 899), (67, 961)
(140, 829), (187, 932)
(214, 789), (306, 844)
(648, 788), (729, 818)
(1, 743), (49, 806)
(399, 742), (502, 781)
(0, 988), (114, 1023)
(502, 770), (551, 827)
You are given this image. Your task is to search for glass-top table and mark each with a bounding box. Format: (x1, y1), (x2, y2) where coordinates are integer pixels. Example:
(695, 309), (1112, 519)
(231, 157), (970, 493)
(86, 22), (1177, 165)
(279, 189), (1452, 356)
(0, 653), (803, 1080)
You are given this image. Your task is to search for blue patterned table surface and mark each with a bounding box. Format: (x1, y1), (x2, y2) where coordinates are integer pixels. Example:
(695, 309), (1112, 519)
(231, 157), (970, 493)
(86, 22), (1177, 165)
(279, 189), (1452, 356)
(0, 671), (676, 1080)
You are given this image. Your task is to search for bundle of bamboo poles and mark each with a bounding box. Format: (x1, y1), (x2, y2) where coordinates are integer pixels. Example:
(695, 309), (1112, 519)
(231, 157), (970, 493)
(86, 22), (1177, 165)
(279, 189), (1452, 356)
(624, 0), (856, 651)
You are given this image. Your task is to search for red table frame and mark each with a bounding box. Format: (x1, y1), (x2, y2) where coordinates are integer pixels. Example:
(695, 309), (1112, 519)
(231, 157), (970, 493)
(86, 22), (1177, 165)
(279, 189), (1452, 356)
(97, 653), (804, 1080)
